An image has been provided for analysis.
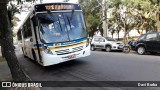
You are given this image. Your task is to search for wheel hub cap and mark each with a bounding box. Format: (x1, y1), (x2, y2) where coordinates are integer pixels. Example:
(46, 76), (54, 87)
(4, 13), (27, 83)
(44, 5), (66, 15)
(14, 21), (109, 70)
(138, 47), (144, 54)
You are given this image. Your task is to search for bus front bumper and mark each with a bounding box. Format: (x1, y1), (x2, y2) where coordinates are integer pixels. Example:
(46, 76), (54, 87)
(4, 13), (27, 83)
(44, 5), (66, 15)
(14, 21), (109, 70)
(41, 46), (90, 66)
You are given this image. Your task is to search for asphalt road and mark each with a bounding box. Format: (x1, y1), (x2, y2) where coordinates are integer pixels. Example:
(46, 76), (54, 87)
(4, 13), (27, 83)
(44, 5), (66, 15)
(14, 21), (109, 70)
(16, 49), (160, 90)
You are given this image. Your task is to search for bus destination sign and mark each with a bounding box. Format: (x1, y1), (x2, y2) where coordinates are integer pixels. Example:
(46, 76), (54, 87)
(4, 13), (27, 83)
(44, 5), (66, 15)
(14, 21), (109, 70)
(45, 5), (73, 10)
(35, 3), (81, 12)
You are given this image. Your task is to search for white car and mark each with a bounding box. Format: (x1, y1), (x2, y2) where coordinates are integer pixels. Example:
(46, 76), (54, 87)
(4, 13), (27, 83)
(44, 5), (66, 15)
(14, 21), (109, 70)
(91, 36), (124, 52)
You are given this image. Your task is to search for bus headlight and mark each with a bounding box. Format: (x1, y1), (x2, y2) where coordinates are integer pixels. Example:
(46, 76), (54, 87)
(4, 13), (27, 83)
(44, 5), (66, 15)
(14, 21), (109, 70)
(86, 38), (90, 47)
(42, 46), (53, 55)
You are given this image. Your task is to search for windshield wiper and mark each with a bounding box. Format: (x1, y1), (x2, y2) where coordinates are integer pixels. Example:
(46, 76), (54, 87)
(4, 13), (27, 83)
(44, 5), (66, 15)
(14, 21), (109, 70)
(62, 13), (70, 41)
(66, 10), (75, 32)
(57, 17), (63, 31)
(47, 12), (63, 32)
(67, 16), (72, 31)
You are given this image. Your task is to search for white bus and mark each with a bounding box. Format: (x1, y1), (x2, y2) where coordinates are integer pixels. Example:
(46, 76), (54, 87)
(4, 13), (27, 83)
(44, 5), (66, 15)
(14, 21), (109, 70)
(17, 3), (90, 66)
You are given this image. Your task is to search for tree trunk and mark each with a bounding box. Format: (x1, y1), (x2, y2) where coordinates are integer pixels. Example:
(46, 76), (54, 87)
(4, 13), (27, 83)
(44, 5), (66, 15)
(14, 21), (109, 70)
(157, 13), (160, 32)
(123, 29), (132, 44)
(0, 0), (31, 81)
(123, 24), (131, 44)
(123, 32), (127, 44)
(117, 30), (120, 41)
(123, 23), (127, 44)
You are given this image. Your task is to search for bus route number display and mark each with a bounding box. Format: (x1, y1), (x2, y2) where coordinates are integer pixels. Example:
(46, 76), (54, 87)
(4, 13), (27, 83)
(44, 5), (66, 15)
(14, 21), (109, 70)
(45, 4), (74, 10)
(35, 4), (81, 12)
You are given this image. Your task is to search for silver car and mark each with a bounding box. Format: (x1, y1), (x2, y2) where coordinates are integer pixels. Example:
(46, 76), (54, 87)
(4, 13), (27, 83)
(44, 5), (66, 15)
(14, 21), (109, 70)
(91, 36), (124, 52)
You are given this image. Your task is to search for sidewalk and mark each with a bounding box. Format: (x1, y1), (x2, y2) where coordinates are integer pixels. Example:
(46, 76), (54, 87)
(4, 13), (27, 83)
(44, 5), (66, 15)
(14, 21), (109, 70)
(0, 47), (11, 90)
(0, 61), (12, 81)
(0, 47), (41, 90)
(0, 57), (12, 90)
(0, 61), (41, 90)
(0, 46), (12, 81)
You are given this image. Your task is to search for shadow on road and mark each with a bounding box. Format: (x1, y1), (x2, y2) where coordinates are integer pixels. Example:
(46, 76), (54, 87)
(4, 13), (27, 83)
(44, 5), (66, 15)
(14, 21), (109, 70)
(43, 60), (87, 71)
(93, 49), (123, 53)
(92, 49), (160, 56)
(23, 54), (88, 71)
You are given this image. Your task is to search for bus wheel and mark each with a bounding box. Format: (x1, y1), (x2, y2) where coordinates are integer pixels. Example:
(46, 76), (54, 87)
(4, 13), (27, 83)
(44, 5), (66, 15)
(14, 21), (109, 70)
(32, 50), (37, 62)
(22, 47), (26, 57)
(21, 47), (24, 53)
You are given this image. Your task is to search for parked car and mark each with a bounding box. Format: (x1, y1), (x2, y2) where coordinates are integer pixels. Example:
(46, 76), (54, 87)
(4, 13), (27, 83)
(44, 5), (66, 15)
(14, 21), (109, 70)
(90, 36), (124, 52)
(135, 32), (160, 55)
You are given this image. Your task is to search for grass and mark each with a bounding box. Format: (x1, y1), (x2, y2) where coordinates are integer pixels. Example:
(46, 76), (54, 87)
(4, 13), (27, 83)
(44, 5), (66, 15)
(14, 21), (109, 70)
(0, 56), (5, 62)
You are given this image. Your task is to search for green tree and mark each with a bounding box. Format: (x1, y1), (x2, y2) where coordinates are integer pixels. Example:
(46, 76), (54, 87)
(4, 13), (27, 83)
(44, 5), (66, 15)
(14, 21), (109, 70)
(150, 0), (160, 32)
(108, 0), (160, 43)
(79, 0), (102, 36)
(108, 0), (122, 40)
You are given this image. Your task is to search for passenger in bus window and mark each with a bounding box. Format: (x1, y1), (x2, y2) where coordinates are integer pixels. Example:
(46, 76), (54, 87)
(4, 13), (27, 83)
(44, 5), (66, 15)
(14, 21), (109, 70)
(48, 23), (61, 36)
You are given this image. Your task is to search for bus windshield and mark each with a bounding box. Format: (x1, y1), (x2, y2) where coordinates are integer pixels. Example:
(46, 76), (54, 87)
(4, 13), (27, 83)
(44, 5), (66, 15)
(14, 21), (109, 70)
(37, 11), (87, 43)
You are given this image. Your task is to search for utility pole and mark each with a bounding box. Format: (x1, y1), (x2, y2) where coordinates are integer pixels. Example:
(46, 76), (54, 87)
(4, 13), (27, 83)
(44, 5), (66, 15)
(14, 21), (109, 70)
(102, 0), (108, 37)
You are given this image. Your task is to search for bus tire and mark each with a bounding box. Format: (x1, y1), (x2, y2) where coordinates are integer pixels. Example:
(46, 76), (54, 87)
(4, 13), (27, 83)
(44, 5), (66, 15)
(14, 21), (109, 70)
(32, 50), (37, 62)
(22, 47), (26, 57)
(21, 47), (24, 54)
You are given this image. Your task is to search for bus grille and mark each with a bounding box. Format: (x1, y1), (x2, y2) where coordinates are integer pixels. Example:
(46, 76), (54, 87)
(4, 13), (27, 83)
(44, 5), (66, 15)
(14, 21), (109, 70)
(55, 46), (83, 55)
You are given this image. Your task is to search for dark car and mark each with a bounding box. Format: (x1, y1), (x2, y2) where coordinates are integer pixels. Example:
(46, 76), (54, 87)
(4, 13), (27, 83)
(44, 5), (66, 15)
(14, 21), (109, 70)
(135, 32), (160, 55)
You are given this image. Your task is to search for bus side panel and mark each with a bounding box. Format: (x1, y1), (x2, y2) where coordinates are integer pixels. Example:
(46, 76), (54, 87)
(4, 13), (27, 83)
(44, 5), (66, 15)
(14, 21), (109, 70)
(31, 15), (43, 64)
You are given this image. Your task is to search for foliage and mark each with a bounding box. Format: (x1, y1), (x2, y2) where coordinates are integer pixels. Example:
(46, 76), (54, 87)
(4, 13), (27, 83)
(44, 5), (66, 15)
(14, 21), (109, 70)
(107, 0), (122, 40)
(108, 0), (160, 43)
(78, 0), (102, 36)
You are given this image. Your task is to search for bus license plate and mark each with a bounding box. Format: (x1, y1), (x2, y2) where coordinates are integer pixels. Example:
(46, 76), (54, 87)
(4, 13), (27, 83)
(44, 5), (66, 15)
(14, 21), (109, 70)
(67, 54), (76, 59)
